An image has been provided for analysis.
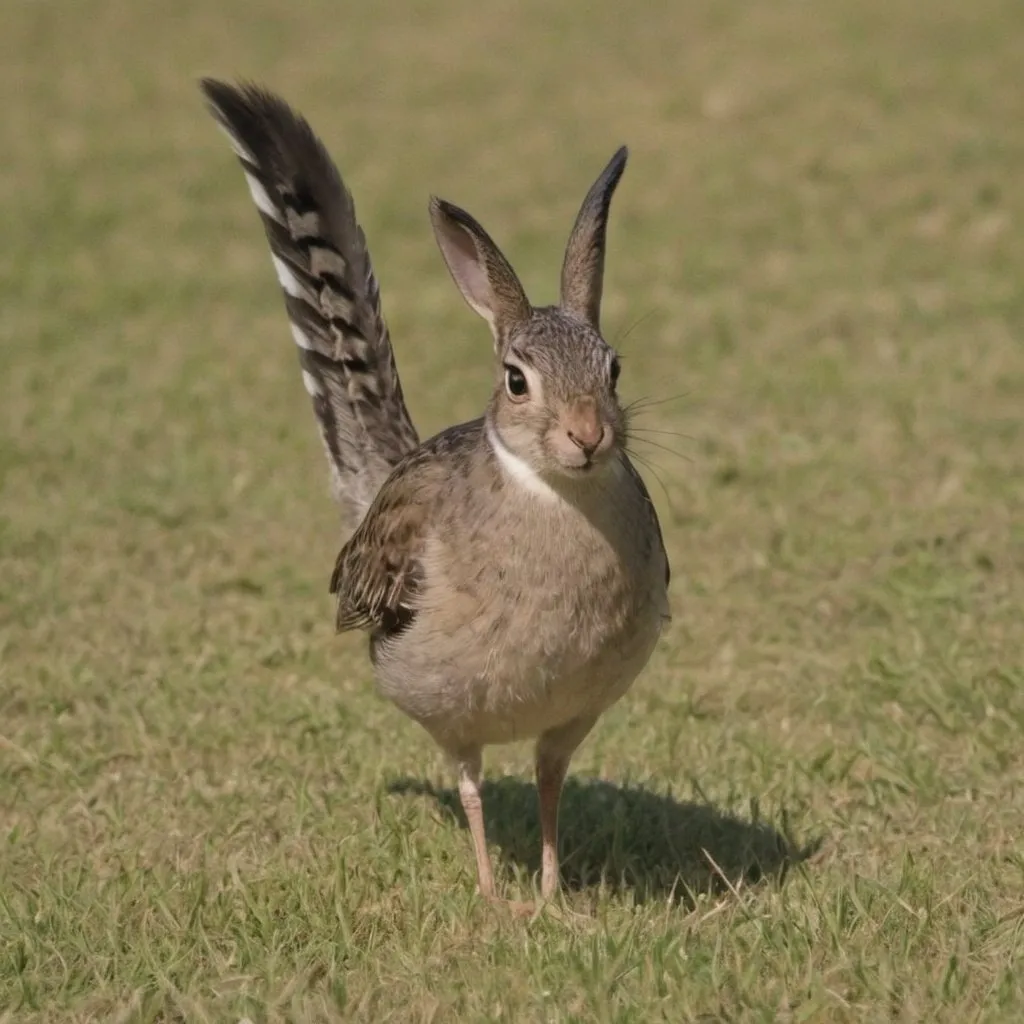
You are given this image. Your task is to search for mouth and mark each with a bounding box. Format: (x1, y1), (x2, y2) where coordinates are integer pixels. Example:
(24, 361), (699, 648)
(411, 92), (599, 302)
(547, 431), (617, 476)
(556, 453), (606, 476)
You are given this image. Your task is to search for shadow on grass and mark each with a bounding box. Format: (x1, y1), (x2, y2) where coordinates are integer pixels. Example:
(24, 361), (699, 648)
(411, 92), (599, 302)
(388, 776), (822, 904)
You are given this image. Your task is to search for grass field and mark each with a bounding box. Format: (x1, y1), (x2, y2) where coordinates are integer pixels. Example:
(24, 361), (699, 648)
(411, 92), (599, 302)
(2, 0), (1024, 1020)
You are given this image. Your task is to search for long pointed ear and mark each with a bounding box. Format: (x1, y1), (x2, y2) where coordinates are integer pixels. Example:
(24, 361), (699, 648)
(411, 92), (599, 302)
(559, 146), (628, 330)
(429, 197), (532, 348)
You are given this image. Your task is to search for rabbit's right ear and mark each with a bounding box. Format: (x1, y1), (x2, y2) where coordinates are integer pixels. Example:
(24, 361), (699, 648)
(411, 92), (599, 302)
(429, 198), (532, 348)
(559, 146), (628, 331)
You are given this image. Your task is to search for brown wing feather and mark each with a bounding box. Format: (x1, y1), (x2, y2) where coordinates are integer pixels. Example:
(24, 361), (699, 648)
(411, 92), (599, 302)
(623, 456), (671, 588)
(330, 468), (429, 635)
(329, 420), (483, 636)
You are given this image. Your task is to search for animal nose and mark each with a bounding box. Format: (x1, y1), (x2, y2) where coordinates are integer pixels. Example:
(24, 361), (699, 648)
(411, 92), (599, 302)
(568, 424), (605, 456)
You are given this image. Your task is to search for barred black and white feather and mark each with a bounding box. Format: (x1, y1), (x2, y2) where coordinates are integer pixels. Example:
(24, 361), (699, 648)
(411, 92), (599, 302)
(200, 79), (419, 527)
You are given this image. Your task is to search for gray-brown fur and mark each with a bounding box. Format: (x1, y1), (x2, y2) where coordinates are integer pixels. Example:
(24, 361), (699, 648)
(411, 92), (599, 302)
(200, 79), (418, 527)
(200, 84), (670, 904)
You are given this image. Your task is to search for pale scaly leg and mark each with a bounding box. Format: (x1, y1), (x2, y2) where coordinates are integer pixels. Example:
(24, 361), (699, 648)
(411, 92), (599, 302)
(456, 750), (495, 899)
(535, 716), (597, 899)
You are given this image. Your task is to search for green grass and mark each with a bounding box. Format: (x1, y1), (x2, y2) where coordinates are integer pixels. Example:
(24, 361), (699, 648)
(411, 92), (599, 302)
(2, 0), (1024, 1020)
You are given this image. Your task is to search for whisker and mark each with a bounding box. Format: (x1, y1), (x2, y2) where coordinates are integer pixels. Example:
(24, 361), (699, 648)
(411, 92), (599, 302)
(625, 449), (675, 510)
(623, 391), (693, 416)
(628, 427), (698, 443)
(628, 435), (694, 464)
(614, 309), (657, 346)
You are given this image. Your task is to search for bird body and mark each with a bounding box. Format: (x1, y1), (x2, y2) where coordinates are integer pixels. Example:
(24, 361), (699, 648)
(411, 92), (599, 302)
(201, 79), (670, 903)
(357, 417), (669, 752)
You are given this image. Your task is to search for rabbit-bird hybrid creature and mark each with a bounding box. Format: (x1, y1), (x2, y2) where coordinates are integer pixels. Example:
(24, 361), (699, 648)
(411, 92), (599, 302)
(201, 80), (671, 905)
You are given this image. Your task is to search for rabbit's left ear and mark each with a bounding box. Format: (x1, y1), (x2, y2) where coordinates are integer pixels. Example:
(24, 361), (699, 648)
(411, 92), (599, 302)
(559, 146), (628, 331)
(429, 197), (533, 350)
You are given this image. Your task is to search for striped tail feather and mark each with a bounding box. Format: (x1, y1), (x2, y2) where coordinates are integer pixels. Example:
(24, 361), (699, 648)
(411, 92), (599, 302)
(200, 79), (419, 527)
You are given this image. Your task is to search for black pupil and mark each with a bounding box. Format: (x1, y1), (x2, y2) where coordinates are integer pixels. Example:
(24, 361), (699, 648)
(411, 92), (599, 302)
(506, 366), (527, 396)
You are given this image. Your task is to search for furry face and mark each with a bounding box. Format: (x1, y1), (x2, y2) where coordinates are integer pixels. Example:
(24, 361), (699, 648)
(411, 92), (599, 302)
(487, 308), (624, 479)
(428, 145), (631, 488)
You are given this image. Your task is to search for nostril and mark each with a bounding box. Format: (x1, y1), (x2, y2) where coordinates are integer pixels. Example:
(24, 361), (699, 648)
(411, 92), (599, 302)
(568, 427), (605, 454)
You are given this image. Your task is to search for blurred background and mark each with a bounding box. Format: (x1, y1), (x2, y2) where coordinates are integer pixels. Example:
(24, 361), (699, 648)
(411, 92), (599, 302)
(1, 0), (1022, 1020)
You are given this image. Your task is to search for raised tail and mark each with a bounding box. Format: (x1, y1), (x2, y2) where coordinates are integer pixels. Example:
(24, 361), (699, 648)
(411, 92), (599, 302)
(200, 79), (419, 527)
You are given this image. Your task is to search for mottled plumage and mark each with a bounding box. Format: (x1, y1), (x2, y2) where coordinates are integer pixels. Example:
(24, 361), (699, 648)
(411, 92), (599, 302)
(329, 421), (480, 637)
(201, 81), (671, 907)
(201, 79), (418, 527)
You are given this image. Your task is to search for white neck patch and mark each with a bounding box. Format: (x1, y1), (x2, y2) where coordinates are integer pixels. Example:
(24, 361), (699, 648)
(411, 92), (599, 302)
(486, 422), (566, 505)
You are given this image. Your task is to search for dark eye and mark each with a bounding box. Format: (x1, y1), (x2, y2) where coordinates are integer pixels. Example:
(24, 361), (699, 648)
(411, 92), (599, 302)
(504, 364), (529, 400)
(609, 358), (621, 387)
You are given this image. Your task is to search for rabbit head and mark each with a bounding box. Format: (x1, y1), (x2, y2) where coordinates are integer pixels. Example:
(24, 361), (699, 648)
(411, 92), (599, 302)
(429, 147), (629, 481)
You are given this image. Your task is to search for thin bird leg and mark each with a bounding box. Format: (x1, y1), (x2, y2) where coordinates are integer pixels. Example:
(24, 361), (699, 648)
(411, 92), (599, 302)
(535, 715), (596, 899)
(536, 756), (571, 899)
(457, 751), (495, 899)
